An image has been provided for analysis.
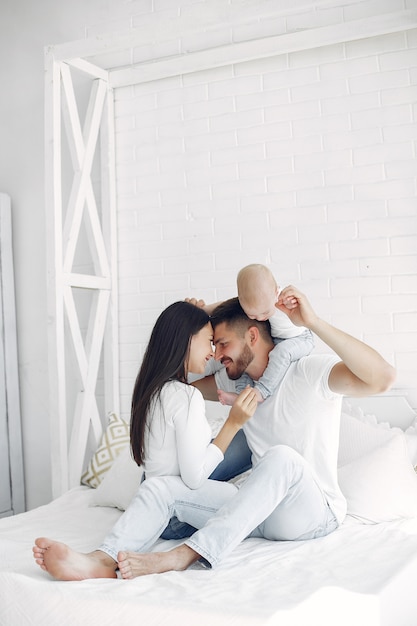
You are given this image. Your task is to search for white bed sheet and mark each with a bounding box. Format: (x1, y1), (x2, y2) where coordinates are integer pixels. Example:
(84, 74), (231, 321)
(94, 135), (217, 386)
(1, 487), (417, 626)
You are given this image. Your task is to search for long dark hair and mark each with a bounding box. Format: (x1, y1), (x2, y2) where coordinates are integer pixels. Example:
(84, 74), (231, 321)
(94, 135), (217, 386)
(130, 301), (210, 465)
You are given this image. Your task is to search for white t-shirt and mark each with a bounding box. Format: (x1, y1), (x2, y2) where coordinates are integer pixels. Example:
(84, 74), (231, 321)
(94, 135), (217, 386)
(215, 354), (347, 523)
(143, 380), (223, 489)
(269, 309), (307, 339)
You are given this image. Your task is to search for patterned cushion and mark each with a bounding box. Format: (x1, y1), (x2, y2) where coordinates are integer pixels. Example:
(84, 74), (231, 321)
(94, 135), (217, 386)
(81, 412), (130, 488)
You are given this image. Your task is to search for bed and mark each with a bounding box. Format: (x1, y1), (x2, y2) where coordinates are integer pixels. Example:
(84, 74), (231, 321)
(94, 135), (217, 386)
(1, 395), (417, 626)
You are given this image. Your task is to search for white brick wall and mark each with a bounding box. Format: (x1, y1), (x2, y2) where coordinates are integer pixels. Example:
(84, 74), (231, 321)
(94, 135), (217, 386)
(106, 2), (417, 412)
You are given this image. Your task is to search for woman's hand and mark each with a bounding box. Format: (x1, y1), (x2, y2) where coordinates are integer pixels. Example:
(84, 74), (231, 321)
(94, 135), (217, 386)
(228, 386), (258, 427)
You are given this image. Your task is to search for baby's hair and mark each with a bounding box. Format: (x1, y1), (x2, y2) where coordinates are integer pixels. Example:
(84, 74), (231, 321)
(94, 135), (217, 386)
(237, 264), (277, 307)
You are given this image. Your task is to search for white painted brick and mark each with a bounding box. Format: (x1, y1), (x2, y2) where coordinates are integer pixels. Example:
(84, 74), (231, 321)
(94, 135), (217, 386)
(385, 159), (417, 179)
(300, 258), (359, 280)
(210, 109), (263, 133)
(330, 238), (389, 260)
(391, 235), (417, 255)
(327, 200), (386, 222)
(349, 70), (409, 94)
(359, 255), (417, 275)
(208, 75), (262, 99)
(321, 92), (379, 115)
(392, 275), (417, 293)
(324, 163), (384, 186)
(286, 5), (344, 32)
(270, 205), (326, 227)
(238, 121), (292, 145)
(299, 221), (357, 244)
(351, 104), (412, 131)
(157, 84), (208, 108)
(295, 150), (352, 174)
(182, 65), (234, 86)
(264, 100), (320, 123)
(330, 275), (389, 297)
(181, 27), (232, 55)
(324, 128), (381, 151)
(183, 97), (235, 121)
(381, 85), (417, 106)
(343, 0), (406, 21)
(355, 179), (415, 201)
(211, 178), (266, 199)
(291, 78), (348, 103)
(241, 191), (296, 212)
(296, 184), (353, 206)
(187, 197), (240, 218)
(267, 135), (322, 158)
(320, 56), (378, 81)
(232, 16), (287, 44)
(185, 130), (236, 152)
(387, 197), (417, 216)
(239, 156), (293, 179)
(263, 66), (319, 90)
(211, 144), (264, 166)
(163, 254), (215, 275)
(379, 48), (417, 71)
(353, 141), (414, 165)
(160, 151), (209, 174)
(383, 123), (417, 142)
(236, 89), (290, 111)
(394, 312), (417, 331)
(292, 114), (350, 138)
(186, 163), (238, 187)
(268, 171), (324, 194)
(115, 93), (156, 116)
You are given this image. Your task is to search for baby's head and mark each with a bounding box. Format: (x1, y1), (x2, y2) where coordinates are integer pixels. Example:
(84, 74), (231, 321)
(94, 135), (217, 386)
(237, 264), (279, 321)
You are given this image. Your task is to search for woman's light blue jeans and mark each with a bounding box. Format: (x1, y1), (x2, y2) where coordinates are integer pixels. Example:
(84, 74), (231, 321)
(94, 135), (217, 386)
(99, 445), (338, 568)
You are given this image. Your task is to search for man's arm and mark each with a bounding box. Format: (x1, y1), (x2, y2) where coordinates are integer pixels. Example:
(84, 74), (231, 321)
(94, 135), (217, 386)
(277, 285), (396, 397)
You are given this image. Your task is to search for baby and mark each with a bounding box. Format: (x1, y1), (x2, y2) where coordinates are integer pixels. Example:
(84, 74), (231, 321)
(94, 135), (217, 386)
(218, 264), (314, 405)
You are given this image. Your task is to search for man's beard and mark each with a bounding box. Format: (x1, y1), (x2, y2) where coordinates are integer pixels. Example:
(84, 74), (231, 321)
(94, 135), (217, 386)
(225, 343), (254, 380)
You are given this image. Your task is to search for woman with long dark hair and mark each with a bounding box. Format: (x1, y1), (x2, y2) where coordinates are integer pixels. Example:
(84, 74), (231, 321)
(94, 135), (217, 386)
(33, 301), (257, 580)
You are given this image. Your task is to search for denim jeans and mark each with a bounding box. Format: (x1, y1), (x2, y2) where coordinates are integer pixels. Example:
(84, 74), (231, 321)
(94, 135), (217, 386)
(99, 445), (338, 567)
(160, 428), (252, 540)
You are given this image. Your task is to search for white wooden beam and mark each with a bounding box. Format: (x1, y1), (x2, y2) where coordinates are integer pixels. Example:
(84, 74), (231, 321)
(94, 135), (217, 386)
(109, 10), (417, 87)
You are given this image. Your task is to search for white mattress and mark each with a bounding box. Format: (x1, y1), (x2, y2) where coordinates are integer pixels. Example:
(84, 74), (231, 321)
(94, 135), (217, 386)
(1, 486), (417, 626)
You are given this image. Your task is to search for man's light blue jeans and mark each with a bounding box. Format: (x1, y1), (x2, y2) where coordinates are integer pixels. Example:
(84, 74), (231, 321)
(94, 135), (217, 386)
(99, 445), (338, 568)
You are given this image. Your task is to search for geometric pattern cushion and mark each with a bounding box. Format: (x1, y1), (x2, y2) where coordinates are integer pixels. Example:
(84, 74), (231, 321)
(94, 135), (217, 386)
(81, 412), (130, 488)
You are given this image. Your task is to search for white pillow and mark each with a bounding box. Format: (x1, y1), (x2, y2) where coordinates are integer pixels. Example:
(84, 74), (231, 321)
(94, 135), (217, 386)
(342, 400), (417, 467)
(338, 431), (417, 523)
(90, 446), (143, 510)
(338, 413), (417, 523)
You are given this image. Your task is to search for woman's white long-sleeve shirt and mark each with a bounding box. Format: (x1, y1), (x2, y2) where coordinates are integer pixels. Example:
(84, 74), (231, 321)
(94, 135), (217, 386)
(143, 380), (224, 489)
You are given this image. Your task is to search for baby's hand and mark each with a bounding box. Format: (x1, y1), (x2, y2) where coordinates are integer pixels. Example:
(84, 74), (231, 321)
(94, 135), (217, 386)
(185, 297), (206, 309)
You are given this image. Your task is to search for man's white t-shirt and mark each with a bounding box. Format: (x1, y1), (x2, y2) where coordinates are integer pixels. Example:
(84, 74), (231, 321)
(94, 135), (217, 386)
(215, 354), (347, 524)
(144, 380), (223, 489)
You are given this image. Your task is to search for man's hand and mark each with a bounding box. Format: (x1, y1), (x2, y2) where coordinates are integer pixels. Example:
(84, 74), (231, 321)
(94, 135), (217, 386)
(228, 386), (258, 427)
(185, 297), (206, 309)
(276, 285), (319, 329)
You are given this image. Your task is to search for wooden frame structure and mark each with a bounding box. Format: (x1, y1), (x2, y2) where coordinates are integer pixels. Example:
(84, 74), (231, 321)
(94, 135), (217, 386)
(0, 194), (25, 515)
(45, 7), (417, 497)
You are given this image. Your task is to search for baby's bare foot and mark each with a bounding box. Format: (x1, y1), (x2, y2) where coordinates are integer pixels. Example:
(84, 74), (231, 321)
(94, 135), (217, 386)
(217, 389), (238, 406)
(33, 538), (117, 581)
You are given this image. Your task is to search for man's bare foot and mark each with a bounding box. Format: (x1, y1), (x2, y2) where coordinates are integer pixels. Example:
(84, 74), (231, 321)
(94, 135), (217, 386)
(217, 389), (238, 406)
(33, 538), (117, 581)
(117, 544), (199, 579)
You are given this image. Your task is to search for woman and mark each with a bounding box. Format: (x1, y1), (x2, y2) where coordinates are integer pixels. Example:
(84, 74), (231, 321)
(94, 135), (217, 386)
(33, 301), (257, 580)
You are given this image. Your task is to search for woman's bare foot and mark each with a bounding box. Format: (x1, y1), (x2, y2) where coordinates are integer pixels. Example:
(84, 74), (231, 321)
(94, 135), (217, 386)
(33, 538), (117, 581)
(217, 389), (238, 406)
(118, 544), (199, 579)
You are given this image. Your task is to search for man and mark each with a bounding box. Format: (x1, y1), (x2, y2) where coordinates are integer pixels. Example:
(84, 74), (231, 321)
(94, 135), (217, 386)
(115, 285), (395, 577)
(35, 286), (395, 579)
